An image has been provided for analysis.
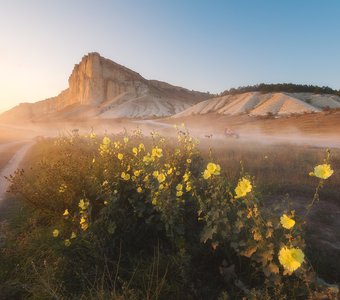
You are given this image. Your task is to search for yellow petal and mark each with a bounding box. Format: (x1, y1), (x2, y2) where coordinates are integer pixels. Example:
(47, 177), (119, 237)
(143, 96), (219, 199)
(280, 214), (295, 230)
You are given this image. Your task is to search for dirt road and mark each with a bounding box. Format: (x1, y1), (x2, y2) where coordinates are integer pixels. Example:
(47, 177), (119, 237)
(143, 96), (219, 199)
(0, 141), (34, 202)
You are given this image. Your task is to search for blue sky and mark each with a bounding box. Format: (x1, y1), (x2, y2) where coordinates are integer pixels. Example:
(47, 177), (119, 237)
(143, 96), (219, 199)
(1, 0), (340, 112)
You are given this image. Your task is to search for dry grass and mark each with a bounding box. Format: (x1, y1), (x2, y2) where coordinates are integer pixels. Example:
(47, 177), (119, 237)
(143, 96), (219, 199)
(199, 140), (340, 202)
(165, 111), (340, 135)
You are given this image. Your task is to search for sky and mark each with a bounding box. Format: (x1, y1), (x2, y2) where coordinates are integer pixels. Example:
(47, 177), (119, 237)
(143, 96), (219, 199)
(0, 0), (340, 113)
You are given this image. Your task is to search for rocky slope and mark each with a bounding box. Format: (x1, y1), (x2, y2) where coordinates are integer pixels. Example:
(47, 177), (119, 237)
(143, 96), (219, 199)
(0, 53), (209, 122)
(172, 92), (340, 118)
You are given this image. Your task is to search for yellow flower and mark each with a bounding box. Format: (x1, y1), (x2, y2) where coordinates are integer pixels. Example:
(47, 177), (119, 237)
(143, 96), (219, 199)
(186, 182), (192, 192)
(78, 199), (89, 210)
(309, 164), (334, 179)
(278, 247), (304, 274)
(124, 137), (129, 143)
(132, 147), (138, 155)
(143, 175), (149, 182)
(167, 168), (173, 175)
(207, 163), (221, 175)
(64, 239), (71, 247)
(153, 171), (159, 177)
(183, 172), (190, 182)
(117, 153), (124, 160)
(152, 147), (163, 158)
(139, 143), (145, 151)
(52, 229), (59, 238)
(176, 184), (183, 191)
(280, 214), (295, 230)
(63, 209), (69, 217)
(99, 139), (111, 155)
(70, 232), (77, 239)
(157, 173), (166, 183)
(159, 184), (164, 190)
(176, 191), (183, 197)
(90, 132), (96, 139)
(203, 163), (221, 179)
(121, 172), (130, 181)
(203, 169), (211, 179)
(80, 217), (89, 231)
(143, 154), (152, 163)
(102, 136), (111, 145)
(234, 178), (252, 198)
(207, 163), (216, 173)
(152, 198), (157, 205)
(137, 187), (143, 193)
(134, 170), (141, 177)
(59, 183), (67, 193)
(187, 159), (192, 164)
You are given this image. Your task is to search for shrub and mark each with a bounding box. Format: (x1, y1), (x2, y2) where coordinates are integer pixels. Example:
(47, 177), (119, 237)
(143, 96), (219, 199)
(2, 127), (338, 299)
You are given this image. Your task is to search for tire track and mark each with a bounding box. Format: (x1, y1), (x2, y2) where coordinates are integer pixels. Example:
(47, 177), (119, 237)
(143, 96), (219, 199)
(0, 142), (34, 202)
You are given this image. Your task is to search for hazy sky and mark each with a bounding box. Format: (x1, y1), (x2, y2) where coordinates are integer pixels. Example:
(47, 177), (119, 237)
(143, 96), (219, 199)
(1, 0), (340, 112)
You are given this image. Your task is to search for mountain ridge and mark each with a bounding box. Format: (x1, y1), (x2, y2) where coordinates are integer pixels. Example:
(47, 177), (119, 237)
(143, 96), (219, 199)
(2, 53), (340, 123)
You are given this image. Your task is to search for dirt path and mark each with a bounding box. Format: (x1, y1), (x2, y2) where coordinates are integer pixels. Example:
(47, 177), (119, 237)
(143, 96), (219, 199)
(0, 141), (34, 202)
(0, 141), (26, 152)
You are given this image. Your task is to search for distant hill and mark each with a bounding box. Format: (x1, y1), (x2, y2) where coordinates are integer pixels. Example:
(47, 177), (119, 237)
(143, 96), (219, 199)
(0, 53), (210, 122)
(173, 92), (340, 118)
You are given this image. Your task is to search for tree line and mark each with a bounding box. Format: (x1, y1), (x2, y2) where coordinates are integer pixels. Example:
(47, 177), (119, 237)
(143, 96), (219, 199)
(221, 83), (340, 96)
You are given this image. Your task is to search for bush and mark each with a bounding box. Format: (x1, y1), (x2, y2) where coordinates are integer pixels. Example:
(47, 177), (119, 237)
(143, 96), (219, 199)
(2, 127), (338, 299)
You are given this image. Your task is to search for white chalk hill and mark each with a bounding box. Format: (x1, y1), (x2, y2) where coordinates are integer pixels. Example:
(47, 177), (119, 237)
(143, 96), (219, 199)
(173, 92), (340, 117)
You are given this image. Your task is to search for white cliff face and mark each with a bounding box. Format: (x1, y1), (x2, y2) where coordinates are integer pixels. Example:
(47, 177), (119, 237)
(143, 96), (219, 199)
(0, 53), (209, 122)
(66, 52), (150, 106)
(68, 53), (105, 105)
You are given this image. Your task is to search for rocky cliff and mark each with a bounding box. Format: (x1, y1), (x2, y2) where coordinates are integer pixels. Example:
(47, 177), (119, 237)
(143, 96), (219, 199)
(0, 53), (209, 122)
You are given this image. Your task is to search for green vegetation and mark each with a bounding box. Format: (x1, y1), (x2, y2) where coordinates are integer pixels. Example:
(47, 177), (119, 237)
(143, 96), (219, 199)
(0, 128), (339, 299)
(221, 83), (340, 96)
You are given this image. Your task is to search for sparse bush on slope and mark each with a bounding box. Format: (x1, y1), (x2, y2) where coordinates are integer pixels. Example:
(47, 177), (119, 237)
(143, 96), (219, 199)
(222, 83), (340, 96)
(1, 127), (338, 299)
